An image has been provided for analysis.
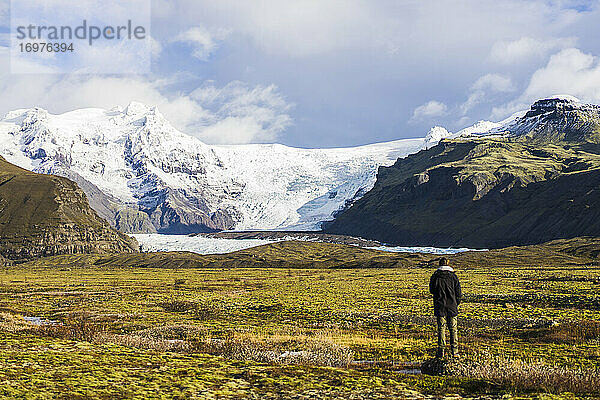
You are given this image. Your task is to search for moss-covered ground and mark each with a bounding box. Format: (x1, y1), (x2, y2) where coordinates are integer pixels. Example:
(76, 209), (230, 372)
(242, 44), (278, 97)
(0, 242), (599, 398)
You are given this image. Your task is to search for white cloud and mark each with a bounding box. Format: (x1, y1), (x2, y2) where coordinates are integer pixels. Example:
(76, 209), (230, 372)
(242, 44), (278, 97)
(190, 81), (293, 143)
(472, 74), (514, 93)
(492, 48), (600, 119)
(1, 0), (599, 147)
(411, 101), (448, 122)
(0, 72), (292, 144)
(489, 37), (576, 64)
(523, 48), (600, 101)
(68, 40), (151, 74)
(461, 74), (515, 115)
(173, 26), (223, 61)
(149, 36), (163, 59)
(164, 0), (373, 58)
(460, 93), (485, 116)
(159, 0), (586, 60)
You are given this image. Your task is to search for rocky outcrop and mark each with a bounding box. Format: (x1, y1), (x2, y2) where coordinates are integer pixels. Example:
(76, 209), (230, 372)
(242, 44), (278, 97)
(0, 156), (138, 262)
(144, 188), (237, 234)
(44, 166), (156, 233)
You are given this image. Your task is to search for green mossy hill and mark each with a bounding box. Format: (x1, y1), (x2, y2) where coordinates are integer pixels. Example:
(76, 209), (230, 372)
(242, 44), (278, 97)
(325, 99), (600, 248)
(0, 156), (138, 261)
(20, 236), (600, 270)
(325, 137), (600, 248)
(22, 241), (427, 269)
(451, 237), (600, 268)
(214, 240), (429, 268)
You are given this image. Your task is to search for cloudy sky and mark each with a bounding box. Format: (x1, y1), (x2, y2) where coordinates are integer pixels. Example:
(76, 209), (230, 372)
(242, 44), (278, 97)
(1, 0), (600, 147)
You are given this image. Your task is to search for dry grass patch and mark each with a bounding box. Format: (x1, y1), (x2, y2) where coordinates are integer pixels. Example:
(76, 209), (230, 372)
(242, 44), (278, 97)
(191, 331), (354, 367)
(0, 312), (31, 332)
(37, 317), (107, 342)
(518, 320), (600, 343)
(29, 317), (355, 368)
(107, 325), (354, 367)
(450, 353), (600, 394)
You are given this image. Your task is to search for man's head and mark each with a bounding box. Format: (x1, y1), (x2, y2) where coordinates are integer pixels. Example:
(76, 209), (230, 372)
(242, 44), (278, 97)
(439, 257), (449, 267)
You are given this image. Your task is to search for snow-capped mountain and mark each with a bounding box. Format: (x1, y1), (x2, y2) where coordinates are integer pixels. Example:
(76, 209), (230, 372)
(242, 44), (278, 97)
(456, 95), (595, 141)
(498, 96), (600, 143)
(324, 96), (600, 248)
(0, 102), (450, 233)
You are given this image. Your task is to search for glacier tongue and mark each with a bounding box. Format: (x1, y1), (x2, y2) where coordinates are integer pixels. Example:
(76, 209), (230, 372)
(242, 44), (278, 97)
(0, 104), (444, 233)
(210, 140), (428, 230)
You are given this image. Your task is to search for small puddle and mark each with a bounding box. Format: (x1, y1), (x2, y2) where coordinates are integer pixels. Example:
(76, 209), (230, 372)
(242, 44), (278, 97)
(23, 316), (58, 326)
(397, 368), (422, 375)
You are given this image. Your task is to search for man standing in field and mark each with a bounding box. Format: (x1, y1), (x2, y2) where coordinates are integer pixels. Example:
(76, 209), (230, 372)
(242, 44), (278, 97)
(429, 257), (462, 358)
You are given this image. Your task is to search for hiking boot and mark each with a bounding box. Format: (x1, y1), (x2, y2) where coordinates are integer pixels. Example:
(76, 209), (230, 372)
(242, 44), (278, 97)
(450, 347), (459, 358)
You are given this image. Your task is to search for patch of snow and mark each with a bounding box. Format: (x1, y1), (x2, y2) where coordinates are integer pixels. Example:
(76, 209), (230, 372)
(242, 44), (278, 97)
(133, 234), (484, 255)
(546, 94), (581, 103)
(133, 234), (277, 254)
(454, 120), (502, 137)
(367, 245), (485, 254)
(424, 126), (450, 148)
(23, 316), (58, 326)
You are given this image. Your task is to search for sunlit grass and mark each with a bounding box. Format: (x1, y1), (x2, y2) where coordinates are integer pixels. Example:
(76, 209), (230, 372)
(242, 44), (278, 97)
(0, 252), (599, 397)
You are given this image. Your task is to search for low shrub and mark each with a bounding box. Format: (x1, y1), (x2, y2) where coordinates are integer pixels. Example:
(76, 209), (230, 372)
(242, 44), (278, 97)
(38, 316), (107, 342)
(158, 299), (198, 313)
(518, 320), (600, 343)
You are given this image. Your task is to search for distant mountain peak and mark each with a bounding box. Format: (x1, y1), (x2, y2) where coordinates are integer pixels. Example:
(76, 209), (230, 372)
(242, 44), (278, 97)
(424, 126), (450, 147)
(0, 104), (439, 234)
(124, 101), (152, 116)
(527, 96), (593, 116)
(21, 108), (50, 125)
(508, 96), (600, 143)
(544, 94), (581, 103)
(438, 97), (600, 143)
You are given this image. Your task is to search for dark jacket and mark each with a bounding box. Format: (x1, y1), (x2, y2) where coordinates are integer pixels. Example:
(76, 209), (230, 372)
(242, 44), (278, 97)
(429, 267), (462, 317)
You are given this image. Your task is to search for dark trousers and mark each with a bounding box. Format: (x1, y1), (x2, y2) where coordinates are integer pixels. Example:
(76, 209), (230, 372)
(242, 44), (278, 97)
(436, 315), (458, 357)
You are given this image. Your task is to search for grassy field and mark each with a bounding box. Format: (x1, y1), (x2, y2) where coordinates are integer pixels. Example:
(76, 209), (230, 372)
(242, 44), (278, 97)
(0, 241), (599, 399)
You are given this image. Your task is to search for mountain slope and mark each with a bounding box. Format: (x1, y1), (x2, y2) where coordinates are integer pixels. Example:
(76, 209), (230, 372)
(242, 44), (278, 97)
(325, 97), (600, 248)
(49, 166), (157, 233)
(0, 104), (445, 233)
(0, 156), (138, 261)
